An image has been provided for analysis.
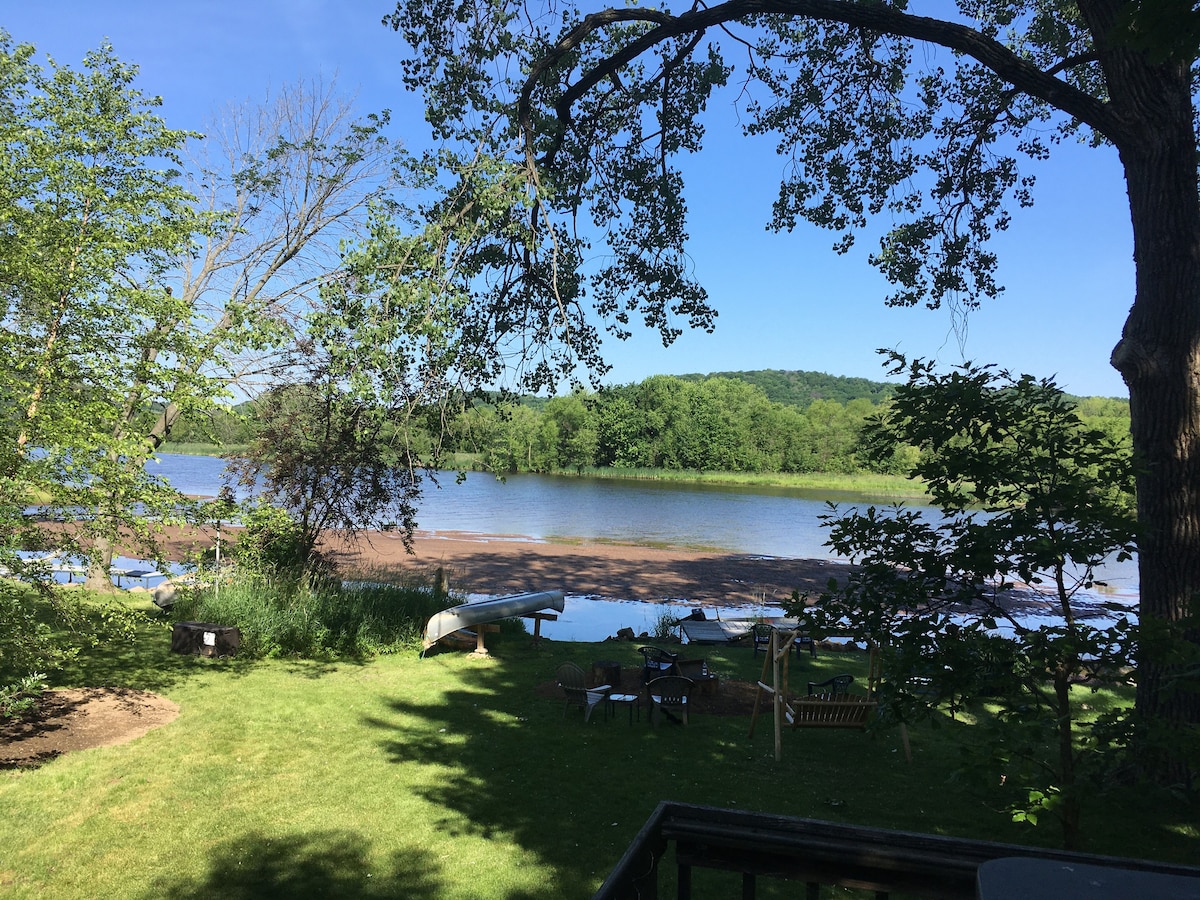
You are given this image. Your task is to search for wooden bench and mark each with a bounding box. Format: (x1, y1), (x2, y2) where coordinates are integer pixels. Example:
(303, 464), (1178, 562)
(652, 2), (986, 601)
(789, 693), (876, 729)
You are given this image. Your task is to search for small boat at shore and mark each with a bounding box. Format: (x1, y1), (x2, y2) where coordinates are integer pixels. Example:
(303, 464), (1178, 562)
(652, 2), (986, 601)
(421, 590), (566, 654)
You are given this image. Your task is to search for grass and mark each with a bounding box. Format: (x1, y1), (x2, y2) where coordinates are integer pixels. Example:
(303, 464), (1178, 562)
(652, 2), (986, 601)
(542, 466), (929, 499)
(0, 597), (1195, 899)
(160, 443), (249, 456)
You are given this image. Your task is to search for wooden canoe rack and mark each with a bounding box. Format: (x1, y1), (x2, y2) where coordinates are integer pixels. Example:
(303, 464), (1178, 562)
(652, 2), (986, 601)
(440, 623), (502, 655)
(523, 611), (557, 646)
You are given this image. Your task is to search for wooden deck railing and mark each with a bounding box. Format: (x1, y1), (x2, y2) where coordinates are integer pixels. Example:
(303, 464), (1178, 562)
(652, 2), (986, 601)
(592, 801), (1200, 900)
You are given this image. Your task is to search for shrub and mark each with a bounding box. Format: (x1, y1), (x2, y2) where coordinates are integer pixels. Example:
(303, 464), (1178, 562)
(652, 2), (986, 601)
(652, 609), (679, 641)
(171, 569), (453, 658)
(230, 503), (313, 576)
(0, 581), (139, 685)
(1, 672), (47, 719)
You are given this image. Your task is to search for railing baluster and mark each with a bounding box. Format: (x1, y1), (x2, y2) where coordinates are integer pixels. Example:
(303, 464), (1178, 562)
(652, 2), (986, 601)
(676, 861), (691, 899)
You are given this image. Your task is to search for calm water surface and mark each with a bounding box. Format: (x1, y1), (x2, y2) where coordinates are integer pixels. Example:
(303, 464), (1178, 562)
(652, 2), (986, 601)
(153, 453), (846, 556)
(150, 453), (1140, 603)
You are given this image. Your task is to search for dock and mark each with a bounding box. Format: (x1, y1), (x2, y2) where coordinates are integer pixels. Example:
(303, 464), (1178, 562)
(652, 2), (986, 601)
(679, 616), (800, 645)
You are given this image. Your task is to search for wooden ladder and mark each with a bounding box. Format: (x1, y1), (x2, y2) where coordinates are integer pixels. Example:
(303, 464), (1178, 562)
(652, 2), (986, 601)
(748, 628), (799, 762)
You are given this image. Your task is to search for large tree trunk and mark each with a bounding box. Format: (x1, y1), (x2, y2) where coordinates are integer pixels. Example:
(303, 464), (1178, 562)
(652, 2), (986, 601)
(1109, 53), (1200, 785)
(85, 484), (126, 592)
(84, 535), (118, 593)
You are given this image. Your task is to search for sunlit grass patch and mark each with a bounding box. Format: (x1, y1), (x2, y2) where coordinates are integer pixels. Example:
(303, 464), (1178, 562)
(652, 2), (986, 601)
(0, 617), (1193, 899)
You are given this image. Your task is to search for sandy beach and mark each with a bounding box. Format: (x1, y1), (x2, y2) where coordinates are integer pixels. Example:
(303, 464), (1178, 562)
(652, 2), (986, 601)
(159, 524), (842, 609)
(330, 530), (846, 608)
(159, 523), (1133, 619)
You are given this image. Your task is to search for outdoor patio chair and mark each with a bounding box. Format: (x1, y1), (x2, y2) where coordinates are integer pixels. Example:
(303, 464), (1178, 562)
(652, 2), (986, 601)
(807, 674), (855, 697)
(638, 646), (679, 683)
(795, 633), (818, 659)
(646, 675), (694, 727)
(753, 624), (818, 659)
(751, 623), (774, 656)
(555, 662), (611, 723)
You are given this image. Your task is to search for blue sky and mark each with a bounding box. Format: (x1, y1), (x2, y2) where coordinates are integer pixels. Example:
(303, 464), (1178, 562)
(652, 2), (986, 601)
(6, 2), (1133, 397)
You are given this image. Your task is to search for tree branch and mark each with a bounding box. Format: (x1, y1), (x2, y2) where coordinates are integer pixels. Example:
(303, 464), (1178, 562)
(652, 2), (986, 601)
(519, 0), (1124, 170)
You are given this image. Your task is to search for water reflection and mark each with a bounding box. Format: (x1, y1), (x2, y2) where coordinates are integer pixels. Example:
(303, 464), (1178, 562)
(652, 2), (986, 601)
(471, 594), (788, 644)
(148, 453), (1141, 599)
(508, 593), (1137, 645)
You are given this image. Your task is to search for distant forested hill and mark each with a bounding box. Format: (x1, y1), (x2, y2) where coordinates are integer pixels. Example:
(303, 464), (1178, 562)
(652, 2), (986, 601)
(676, 369), (897, 408)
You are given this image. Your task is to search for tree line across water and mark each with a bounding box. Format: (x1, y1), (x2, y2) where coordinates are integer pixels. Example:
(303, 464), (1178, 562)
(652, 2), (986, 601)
(165, 368), (1132, 479)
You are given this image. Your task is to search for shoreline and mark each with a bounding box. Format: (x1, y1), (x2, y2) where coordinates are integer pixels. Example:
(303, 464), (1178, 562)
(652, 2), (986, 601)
(147, 524), (1139, 615)
(158, 523), (843, 609)
(160, 446), (929, 499)
(326, 529), (846, 608)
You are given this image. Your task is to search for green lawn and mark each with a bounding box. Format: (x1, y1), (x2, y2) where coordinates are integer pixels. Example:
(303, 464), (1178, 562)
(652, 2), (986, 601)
(1, 615), (1195, 899)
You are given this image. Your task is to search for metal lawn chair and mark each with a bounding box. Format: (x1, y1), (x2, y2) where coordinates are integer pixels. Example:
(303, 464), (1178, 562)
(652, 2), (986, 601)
(807, 674), (855, 696)
(752, 623), (774, 656)
(755, 623), (818, 658)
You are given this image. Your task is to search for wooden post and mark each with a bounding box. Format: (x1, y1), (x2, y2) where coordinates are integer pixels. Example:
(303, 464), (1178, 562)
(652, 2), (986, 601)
(749, 627), (798, 760)
(470, 624), (501, 656)
(773, 631), (798, 762)
(524, 611), (558, 647)
(772, 629), (783, 762)
(749, 646), (772, 739)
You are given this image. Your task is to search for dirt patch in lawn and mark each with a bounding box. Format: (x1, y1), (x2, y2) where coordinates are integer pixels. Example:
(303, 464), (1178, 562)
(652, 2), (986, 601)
(0, 687), (179, 769)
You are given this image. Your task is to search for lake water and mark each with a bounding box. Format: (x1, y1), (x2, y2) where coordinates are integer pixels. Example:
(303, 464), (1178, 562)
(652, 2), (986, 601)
(152, 453), (839, 558)
(149, 452), (1141, 625)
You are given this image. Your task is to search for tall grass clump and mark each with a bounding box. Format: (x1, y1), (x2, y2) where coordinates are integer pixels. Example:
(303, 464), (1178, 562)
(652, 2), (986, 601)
(652, 608), (680, 641)
(171, 571), (453, 658)
(173, 504), (458, 658)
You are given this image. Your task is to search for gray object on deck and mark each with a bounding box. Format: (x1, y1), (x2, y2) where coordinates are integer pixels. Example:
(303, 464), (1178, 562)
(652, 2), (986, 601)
(421, 590), (565, 652)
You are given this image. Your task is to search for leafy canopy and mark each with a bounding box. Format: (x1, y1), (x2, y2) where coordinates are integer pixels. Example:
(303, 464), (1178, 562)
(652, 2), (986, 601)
(798, 355), (1137, 846)
(0, 32), (200, 571)
(386, 0), (1140, 377)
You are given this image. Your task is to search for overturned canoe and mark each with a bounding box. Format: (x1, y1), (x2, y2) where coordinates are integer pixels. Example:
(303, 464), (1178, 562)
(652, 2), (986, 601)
(421, 590), (566, 653)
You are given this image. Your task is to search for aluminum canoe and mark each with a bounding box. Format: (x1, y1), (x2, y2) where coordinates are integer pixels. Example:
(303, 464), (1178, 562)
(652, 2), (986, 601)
(422, 590), (566, 651)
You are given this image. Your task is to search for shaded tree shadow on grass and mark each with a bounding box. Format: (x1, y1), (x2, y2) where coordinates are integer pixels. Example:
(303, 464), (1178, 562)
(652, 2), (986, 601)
(51, 619), (263, 694)
(52, 607), (374, 693)
(144, 830), (443, 900)
(359, 649), (788, 899)
(356, 645), (1099, 897)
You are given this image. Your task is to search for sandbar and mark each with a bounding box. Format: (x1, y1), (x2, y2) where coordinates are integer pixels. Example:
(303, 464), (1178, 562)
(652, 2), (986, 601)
(155, 524), (842, 608)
